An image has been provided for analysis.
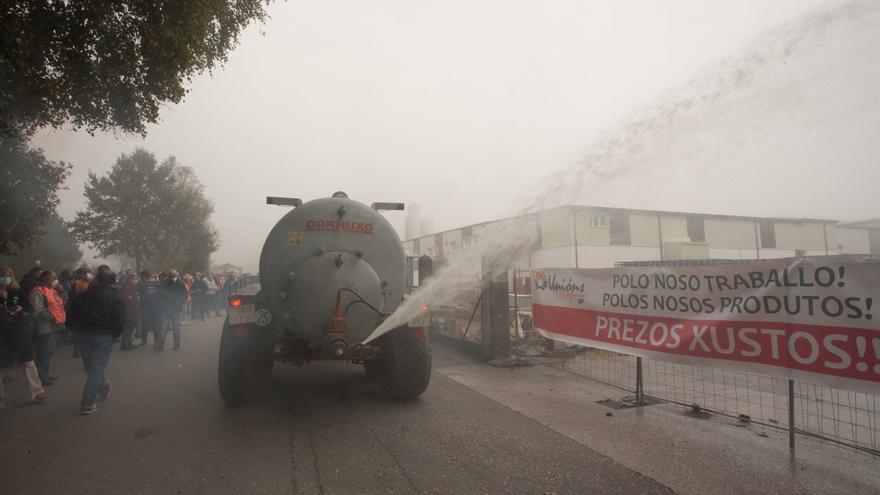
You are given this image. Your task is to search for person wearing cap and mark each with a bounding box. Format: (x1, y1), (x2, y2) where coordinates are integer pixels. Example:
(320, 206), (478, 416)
(68, 265), (125, 415)
(158, 269), (187, 351)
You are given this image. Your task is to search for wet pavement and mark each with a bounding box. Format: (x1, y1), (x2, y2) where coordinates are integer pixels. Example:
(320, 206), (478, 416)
(0, 316), (672, 494)
(436, 346), (880, 495)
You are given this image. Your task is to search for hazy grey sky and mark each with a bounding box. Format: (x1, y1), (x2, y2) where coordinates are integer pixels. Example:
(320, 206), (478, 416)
(31, 0), (876, 271)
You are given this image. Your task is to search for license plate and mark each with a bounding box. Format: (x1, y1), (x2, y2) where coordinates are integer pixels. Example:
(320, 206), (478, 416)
(228, 304), (256, 325)
(408, 315), (430, 328)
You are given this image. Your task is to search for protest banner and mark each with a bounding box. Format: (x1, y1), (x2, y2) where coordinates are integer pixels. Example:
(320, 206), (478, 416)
(532, 255), (880, 394)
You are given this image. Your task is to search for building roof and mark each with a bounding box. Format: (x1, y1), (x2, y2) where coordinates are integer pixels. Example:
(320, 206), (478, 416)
(839, 218), (880, 230)
(404, 204), (839, 242)
(212, 263), (244, 272)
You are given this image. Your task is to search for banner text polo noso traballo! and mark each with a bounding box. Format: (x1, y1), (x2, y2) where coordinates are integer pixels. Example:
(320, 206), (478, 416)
(532, 256), (880, 394)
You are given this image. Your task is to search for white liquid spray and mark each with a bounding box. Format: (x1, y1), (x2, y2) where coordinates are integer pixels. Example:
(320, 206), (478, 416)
(366, 0), (880, 343)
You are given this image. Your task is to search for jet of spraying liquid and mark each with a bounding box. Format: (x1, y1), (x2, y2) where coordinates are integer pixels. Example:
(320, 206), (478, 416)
(365, 0), (880, 344)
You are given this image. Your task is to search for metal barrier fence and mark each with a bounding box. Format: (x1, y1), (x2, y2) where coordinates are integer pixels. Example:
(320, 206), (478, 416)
(552, 350), (880, 456)
(509, 266), (880, 456)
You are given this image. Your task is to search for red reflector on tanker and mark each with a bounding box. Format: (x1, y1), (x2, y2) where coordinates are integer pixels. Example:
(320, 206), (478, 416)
(234, 326), (250, 337)
(420, 305), (430, 311)
(229, 298), (242, 308)
(412, 328), (427, 340)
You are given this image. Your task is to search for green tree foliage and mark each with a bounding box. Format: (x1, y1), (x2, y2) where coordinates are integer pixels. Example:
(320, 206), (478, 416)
(1, 1), (270, 138)
(0, 214), (82, 275)
(0, 137), (72, 253)
(71, 149), (219, 273)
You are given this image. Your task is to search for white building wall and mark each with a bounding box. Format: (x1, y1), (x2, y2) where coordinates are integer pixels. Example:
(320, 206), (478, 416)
(530, 247), (575, 269)
(443, 230), (463, 258)
(774, 222), (829, 251)
(837, 227), (871, 254)
(659, 215), (688, 242)
(575, 209), (610, 246)
(630, 213), (660, 247)
(471, 223), (491, 247)
(598, 246), (662, 267)
(540, 209), (574, 249)
(577, 246), (662, 268)
(758, 249), (798, 259)
(705, 218), (756, 249)
(708, 248), (759, 260)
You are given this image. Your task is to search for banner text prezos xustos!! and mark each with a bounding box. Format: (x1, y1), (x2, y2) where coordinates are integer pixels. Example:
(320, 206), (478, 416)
(532, 256), (880, 394)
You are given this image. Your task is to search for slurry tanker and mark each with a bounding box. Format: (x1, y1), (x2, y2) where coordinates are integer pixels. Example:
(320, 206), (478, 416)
(218, 192), (431, 404)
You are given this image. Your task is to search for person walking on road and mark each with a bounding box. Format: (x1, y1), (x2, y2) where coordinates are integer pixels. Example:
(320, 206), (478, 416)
(30, 271), (66, 386)
(69, 265), (125, 415)
(159, 269), (187, 351)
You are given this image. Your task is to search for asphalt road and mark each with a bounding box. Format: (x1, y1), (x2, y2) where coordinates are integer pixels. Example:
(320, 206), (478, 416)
(0, 316), (672, 495)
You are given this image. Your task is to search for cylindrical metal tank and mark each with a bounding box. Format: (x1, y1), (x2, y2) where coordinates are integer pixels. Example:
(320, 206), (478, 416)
(258, 197), (406, 346)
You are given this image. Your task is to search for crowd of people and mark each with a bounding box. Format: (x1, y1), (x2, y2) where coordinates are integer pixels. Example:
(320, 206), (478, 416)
(0, 263), (241, 415)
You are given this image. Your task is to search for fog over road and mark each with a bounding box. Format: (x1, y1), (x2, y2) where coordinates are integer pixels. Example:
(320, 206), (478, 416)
(0, 316), (670, 495)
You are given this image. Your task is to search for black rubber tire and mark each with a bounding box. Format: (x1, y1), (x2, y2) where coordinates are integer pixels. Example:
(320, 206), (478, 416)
(218, 320), (273, 405)
(379, 327), (432, 400)
(363, 359), (385, 381)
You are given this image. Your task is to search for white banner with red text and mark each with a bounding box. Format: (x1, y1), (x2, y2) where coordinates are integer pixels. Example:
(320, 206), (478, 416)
(532, 256), (880, 395)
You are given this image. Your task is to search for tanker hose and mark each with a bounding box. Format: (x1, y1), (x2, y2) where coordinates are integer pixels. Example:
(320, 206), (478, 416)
(337, 288), (387, 317)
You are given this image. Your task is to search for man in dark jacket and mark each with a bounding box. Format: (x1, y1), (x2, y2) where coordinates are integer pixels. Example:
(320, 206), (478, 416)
(18, 266), (42, 313)
(69, 265), (125, 415)
(159, 269), (187, 351)
(137, 271), (161, 348)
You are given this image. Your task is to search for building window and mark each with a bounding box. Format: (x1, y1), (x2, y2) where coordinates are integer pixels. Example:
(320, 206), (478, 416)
(687, 216), (705, 243)
(589, 214), (608, 227)
(609, 212), (631, 245)
(760, 221), (776, 248)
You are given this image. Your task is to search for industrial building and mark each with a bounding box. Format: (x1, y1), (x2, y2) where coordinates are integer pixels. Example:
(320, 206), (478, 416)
(403, 205), (878, 271)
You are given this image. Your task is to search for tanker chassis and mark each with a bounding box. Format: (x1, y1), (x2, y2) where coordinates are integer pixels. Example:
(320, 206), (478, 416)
(218, 192), (431, 405)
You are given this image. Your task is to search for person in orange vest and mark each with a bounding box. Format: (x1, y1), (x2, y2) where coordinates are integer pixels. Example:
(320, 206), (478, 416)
(30, 271), (67, 386)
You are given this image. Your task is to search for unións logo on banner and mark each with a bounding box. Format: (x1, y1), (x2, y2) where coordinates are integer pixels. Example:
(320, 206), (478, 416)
(534, 271), (586, 304)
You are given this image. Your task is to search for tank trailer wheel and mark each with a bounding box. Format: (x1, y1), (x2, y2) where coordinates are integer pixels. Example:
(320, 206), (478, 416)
(363, 359), (385, 382)
(378, 326), (432, 400)
(218, 320), (274, 405)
